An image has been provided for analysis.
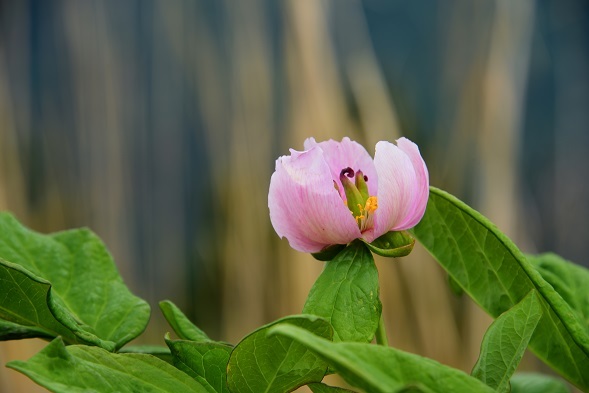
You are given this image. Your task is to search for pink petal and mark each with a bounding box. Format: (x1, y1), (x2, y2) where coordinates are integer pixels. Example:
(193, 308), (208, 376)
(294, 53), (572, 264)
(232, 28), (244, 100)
(268, 146), (361, 253)
(372, 138), (428, 238)
(304, 137), (378, 198)
(394, 137), (429, 229)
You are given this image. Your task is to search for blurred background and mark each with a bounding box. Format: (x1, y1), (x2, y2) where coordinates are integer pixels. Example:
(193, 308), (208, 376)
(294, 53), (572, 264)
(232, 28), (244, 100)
(1, 0), (588, 391)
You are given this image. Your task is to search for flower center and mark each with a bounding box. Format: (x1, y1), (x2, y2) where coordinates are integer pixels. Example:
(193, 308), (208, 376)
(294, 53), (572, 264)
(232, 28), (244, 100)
(339, 167), (378, 231)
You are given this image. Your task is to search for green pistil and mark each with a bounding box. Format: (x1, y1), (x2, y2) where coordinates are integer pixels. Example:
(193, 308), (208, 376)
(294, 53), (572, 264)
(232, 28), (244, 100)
(340, 168), (365, 219)
(355, 170), (370, 200)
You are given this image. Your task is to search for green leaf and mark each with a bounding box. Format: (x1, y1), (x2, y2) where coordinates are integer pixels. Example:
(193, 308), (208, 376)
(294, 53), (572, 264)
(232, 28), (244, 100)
(447, 274), (464, 297)
(0, 213), (150, 351)
(510, 373), (571, 393)
(159, 300), (211, 342)
(119, 345), (173, 364)
(226, 314), (333, 393)
(527, 253), (589, 331)
(270, 324), (495, 393)
(166, 335), (232, 393)
(363, 230), (415, 258)
(471, 290), (542, 392)
(394, 385), (436, 393)
(411, 188), (589, 390)
(0, 260), (81, 345)
(7, 337), (209, 393)
(303, 241), (382, 342)
(307, 382), (356, 392)
(0, 318), (53, 341)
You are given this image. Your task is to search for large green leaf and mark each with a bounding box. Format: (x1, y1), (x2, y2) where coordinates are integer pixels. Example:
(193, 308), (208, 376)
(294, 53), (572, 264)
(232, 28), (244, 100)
(471, 290), (542, 392)
(270, 324), (495, 393)
(527, 253), (589, 331)
(160, 300), (212, 342)
(303, 241), (381, 342)
(411, 187), (589, 390)
(0, 212), (150, 351)
(510, 373), (571, 393)
(0, 260), (80, 344)
(226, 314), (333, 393)
(7, 337), (208, 393)
(166, 335), (232, 393)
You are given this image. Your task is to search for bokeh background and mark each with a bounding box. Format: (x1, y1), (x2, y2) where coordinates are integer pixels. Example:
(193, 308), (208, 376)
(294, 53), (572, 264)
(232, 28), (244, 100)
(1, 0), (588, 391)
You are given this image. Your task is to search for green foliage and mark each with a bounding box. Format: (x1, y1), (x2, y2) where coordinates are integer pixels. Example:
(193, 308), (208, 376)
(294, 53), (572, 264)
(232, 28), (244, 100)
(3, 190), (589, 393)
(528, 253), (589, 332)
(226, 315), (333, 393)
(270, 324), (495, 393)
(307, 382), (357, 392)
(160, 300), (212, 342)
(7, 337), (209, 393)
(119, 344), (173, 364)
(0, 313), (54, 341)
(411, 187), (589, 390)
(161, 299), (233, 392)
(166, 335), (232, 393)
(394, 385), (436, 393)
(510, 373), (570, 393)
(471, 290), (542, 392)
(303, 241), (381, 342)
(0, 212), (149, 351)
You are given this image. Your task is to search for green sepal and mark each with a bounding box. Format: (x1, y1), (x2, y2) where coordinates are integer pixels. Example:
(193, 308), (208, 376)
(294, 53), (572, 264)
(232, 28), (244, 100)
(311, 244), (346, 261)
(363, 230), (415, 258)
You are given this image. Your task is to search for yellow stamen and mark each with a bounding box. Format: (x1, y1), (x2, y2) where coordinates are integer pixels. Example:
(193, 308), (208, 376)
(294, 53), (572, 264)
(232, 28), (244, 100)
(365, 196), (378, 213)
(353, 196), (378, 231)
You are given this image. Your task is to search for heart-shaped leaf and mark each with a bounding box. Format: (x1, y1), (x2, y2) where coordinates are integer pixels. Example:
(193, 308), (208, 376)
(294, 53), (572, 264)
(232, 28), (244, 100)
(303, 241), (381, 343)
(226, 314), (332, 393)
(0, 212), (150, 351)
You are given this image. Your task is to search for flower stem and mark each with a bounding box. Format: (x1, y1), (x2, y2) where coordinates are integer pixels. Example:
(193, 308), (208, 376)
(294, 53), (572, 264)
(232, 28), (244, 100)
(375, 314), (389, 346)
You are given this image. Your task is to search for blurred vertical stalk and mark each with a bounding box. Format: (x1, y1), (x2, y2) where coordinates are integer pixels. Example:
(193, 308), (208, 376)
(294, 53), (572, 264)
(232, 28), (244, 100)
(0, 6), (47, 392)
(333, 0), (401, 147)
(62, 0), (134, 281)
(285, 0), (351, 140)
(219, 0), (275, 342)
(283, 0), (358, 321)
(472, 0), (535, 365)
(478, 0), (535, 239)
(553, 3), (589, 259)
(0, 47), (27, 217)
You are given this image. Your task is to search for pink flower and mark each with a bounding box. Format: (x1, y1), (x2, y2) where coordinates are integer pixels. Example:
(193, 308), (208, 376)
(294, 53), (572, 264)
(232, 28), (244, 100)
(268, 137), (429, 253)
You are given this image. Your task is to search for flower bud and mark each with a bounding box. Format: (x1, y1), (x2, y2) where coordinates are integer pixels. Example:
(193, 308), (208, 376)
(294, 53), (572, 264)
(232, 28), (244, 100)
(363, 230), (415, 258)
